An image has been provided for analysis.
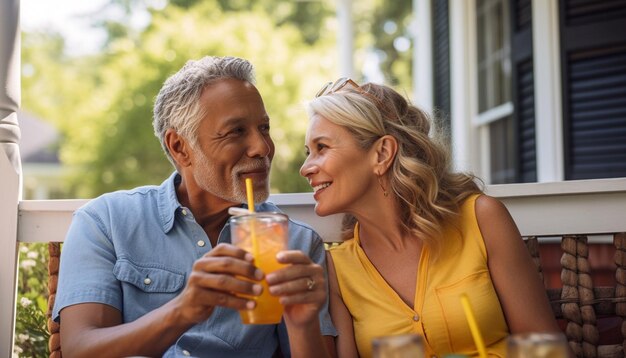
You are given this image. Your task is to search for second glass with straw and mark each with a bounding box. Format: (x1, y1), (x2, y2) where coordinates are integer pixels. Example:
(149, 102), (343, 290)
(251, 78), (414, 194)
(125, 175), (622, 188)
(229, 178), (288, 324)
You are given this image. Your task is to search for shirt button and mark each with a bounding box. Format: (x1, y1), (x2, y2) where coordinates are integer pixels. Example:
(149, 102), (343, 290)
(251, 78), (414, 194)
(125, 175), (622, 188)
(197, 240), (206, 247)
(143, 278), (152, 285)
(413, 314), (420, 322)
(182, 350), (191, 356)
(181, 209), (188, 216)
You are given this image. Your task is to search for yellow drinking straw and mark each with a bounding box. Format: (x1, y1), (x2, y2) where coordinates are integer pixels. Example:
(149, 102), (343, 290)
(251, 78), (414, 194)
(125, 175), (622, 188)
(460, 293), (488, 358)
(245, 178), (256, 214)
(245, 178), (260, 258)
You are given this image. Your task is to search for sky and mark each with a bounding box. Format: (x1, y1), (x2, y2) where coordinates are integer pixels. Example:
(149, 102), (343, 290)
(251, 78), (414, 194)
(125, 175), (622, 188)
(20, 0), (155, 56)
(21, 0), (108, 55)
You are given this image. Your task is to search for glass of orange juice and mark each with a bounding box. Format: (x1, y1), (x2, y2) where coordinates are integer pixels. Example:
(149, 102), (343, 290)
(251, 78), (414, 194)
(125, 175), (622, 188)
(230, 212), (288, 324)
(507, 332), (569, 358)
(372, 334), (425, 358)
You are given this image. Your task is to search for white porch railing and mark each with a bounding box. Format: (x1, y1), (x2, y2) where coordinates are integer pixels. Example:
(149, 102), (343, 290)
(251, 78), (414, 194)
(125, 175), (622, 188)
(16, 177), (626, 244)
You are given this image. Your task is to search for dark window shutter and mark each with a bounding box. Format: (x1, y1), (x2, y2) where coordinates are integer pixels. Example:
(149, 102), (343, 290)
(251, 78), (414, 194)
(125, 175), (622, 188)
(517, 59), (537, 182)
(561, 0), (626, 179)
(510, 0), (537, 182)
(432, 0), (451, 142)
(564, 0), (626, 26)
(515, 0), (532, 29)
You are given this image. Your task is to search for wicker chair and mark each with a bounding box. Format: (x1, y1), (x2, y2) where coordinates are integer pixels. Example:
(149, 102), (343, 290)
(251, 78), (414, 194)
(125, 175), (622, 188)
(524, 234), (626, 358)
(47, 234), (626, 358)
(47, 242), (62, 358)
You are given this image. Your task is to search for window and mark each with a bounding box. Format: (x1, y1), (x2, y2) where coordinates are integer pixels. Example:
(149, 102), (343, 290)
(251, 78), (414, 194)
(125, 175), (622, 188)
(476, 0), (515, 183)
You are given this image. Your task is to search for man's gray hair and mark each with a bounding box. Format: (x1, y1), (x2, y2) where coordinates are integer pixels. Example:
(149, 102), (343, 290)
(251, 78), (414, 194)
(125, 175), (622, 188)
(153, 56), (255, 166)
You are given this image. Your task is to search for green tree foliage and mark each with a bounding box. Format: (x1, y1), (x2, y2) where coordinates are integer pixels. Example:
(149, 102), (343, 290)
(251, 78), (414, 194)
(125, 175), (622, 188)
(21, 0), (416, 197)
(22, 2), (337, 197)
(351, 0), (413, 89)
(369, 0), (413, 87)
(21, 32), (95, 131)
(162, 0), (332, 44)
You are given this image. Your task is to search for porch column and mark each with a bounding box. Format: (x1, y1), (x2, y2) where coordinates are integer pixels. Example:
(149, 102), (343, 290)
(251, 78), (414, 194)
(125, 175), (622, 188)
(449, 0), (480, 173)
(532, 0), (564, 182)
(0, 0), (21, 355)
(413, 0), (433, 113)
(337, 0), (354, 78)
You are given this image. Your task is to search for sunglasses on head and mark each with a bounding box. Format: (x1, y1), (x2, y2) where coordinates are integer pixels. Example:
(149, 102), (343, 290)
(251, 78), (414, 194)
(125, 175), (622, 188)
(315, 77), (363, 97)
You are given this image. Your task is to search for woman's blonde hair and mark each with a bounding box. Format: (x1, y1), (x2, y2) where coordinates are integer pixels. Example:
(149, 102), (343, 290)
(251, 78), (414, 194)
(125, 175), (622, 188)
(307, 82), (482, 254)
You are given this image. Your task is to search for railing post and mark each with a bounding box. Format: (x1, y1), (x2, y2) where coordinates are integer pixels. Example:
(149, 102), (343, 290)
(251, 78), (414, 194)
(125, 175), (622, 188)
(0, 0), (22, 355)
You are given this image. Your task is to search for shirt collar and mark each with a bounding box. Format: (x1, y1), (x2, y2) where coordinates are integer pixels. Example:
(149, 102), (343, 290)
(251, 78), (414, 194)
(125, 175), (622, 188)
(157, 171), (183, 233)
(156, 171), (283, 233)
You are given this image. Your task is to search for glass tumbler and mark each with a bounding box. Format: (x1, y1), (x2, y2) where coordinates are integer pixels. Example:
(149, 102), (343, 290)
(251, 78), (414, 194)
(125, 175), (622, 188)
(230, 212), (288, 324)
(507, 332), (569, 358)
(372, 334), (425, 358)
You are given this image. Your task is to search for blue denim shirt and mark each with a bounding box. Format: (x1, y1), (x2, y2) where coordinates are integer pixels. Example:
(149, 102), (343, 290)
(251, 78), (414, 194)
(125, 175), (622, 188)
(53, 172), (336, 357)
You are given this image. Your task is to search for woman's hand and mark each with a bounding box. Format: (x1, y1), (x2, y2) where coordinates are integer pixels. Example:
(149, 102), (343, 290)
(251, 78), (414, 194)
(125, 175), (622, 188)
(265, 250), (327, 328)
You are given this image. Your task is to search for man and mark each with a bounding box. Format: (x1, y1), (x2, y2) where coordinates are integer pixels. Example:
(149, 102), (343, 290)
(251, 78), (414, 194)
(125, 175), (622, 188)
(52, 56), (336, 357)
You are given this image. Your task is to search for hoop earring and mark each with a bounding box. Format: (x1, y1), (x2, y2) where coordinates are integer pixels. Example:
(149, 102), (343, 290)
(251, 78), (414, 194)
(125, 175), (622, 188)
(377, 175), (388, 197)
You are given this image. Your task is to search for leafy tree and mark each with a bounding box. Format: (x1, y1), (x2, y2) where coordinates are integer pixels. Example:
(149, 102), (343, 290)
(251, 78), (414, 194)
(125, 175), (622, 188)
(346, 0), (413, 90)
(21, 0), (416, 198)
(21, 32), (94, 128)
(368, 0), (413, 87)
(52, 2), (336, 196)
(150, 0), (333, 45)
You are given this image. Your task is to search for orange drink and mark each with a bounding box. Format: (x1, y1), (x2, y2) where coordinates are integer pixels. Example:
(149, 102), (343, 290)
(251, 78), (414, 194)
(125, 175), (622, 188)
(372, 334), (425, 358)
(507, 333), (569, 358)
(230, 212), (288, 324)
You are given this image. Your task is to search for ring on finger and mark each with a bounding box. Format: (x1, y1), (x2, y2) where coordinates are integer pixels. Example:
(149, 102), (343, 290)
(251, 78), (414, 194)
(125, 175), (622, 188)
(306, 277), (316, 291)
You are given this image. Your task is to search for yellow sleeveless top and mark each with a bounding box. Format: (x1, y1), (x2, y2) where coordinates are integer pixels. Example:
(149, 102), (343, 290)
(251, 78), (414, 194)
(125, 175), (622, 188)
(328, 194), (509, 357)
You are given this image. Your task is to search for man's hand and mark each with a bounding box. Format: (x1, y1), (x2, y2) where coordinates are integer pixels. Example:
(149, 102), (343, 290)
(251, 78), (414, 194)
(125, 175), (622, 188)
(265, 250), (327, 328)
(172, 243), (263, 325)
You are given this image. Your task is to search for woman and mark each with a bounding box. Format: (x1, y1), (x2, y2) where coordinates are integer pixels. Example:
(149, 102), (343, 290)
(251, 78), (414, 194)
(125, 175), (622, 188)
(300, 78), (562, 357)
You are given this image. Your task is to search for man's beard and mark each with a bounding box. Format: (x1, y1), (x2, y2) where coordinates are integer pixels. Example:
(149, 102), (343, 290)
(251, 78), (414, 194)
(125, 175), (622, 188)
(192, 148), (271, 204)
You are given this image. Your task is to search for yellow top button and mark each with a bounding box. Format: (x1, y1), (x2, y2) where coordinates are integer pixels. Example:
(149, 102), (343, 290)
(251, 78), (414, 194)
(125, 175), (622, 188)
(413, 314), (420, 321)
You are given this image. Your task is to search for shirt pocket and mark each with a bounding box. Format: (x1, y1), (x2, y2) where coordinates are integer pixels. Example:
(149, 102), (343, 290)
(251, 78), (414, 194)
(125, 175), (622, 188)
(434, 270), (508, 356)
(114, 259), (185, 292)
(113, 259), (185, 321)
